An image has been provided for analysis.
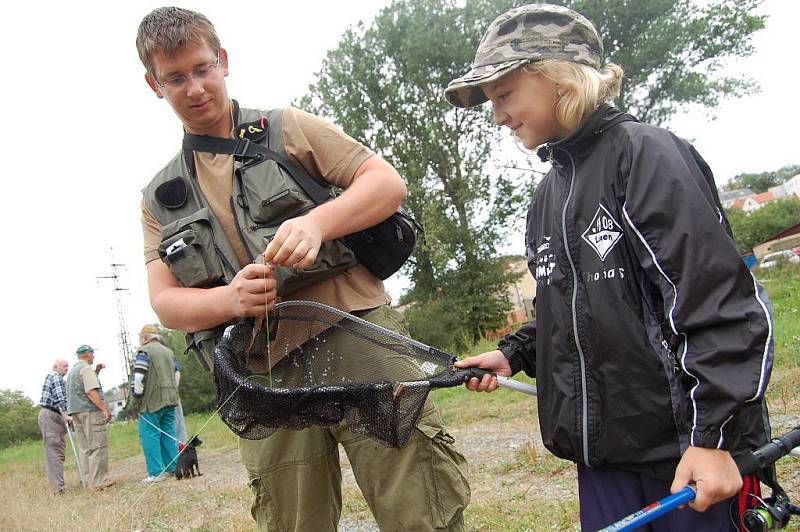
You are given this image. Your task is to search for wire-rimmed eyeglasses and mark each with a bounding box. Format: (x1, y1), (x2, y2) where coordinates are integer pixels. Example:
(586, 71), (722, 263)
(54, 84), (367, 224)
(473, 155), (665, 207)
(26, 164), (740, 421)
(155, 51), (220, 91)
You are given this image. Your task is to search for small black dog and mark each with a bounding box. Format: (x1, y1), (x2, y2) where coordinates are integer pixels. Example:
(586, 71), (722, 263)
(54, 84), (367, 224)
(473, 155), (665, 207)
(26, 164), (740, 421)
(175, 435), (203, 480)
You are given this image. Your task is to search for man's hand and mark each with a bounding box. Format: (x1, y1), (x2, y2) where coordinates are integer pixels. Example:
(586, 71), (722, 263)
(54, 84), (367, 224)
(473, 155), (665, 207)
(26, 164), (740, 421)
(263, 215), (324, 270)
(101, 408), (112, 424)
(95, 363), (106, 374)
(226, 262), (277, 318)
(671, 446), (742, 512)
(454, 350), (512, 393)
(64, 414), (73, 423)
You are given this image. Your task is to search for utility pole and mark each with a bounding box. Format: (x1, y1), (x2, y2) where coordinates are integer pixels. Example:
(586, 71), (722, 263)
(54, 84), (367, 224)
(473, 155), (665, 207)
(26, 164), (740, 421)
(97, 254), (133, 400)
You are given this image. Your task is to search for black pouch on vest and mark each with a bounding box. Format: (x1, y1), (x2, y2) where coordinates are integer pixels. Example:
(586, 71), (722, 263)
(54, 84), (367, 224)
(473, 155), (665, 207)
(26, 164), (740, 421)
(343, 210), (420, 280)
(158, 208), (225, 288)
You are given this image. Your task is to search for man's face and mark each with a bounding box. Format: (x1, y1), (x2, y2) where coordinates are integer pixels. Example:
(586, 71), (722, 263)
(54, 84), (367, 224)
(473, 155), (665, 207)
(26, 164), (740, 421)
(146, 41), (230, 136)
(56, 361), (68, 375)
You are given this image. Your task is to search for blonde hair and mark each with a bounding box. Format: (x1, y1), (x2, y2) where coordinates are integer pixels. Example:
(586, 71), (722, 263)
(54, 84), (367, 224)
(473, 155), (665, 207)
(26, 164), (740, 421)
(136, 7), (221, 78)
(522, 60), (624, 131)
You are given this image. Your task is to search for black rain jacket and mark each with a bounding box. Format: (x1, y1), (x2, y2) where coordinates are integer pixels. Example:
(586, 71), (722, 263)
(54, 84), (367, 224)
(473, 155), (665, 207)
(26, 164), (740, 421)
(500, 105), (774, 480)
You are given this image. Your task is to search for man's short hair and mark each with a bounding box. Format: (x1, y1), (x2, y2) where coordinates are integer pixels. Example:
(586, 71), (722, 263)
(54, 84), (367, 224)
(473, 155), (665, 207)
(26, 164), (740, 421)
(136, 6), (221, 77)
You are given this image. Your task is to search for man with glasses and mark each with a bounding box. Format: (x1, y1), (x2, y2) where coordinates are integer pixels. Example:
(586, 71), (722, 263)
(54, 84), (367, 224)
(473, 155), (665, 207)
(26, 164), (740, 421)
(136, 7), (469, 531)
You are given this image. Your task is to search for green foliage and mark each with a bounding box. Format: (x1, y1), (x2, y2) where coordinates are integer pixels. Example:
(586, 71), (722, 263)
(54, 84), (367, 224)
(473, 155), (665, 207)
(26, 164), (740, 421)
(554, 0), (766, 124)
(302, 0), (764, 338)
(161, 328), (217, 415)
(725, 163), (800, 193)
(726, 198), (800, 252)
(757, 265), (800, 372)
(0, 390), (40, 450)
(301, 0), (530, 338)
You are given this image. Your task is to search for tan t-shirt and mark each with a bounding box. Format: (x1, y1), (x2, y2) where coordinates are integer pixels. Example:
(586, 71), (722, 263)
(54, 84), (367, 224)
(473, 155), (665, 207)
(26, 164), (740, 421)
(141, 106), (390, 313)
(80, 364), (101, 392)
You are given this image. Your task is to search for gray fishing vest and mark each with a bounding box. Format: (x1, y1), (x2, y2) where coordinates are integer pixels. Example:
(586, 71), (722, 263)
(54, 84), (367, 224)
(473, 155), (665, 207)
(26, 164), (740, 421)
(66, 360), (100, 414)
(136, 340), (180, 413)
(142, 104), (357, 370)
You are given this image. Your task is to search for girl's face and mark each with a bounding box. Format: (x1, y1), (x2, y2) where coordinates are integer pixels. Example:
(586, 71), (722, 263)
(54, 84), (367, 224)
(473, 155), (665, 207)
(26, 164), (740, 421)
(482, 69), (570, 149)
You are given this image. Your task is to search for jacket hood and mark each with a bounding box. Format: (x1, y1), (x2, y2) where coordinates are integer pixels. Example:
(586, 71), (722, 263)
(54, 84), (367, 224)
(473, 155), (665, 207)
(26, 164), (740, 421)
(537, 104), (637, 162)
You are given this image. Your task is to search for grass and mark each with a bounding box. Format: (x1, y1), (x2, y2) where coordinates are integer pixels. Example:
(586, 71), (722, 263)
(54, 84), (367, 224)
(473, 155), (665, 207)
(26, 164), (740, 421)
(2, 265), (798, 530)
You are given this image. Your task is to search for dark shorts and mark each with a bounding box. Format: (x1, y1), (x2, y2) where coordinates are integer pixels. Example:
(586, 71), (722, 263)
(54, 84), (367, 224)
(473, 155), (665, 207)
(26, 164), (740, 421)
(578, 464), (760, 531)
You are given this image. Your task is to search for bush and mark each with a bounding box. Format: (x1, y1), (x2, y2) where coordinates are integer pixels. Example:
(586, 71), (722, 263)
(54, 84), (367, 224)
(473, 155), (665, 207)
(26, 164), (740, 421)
(0, 390), (40, 449)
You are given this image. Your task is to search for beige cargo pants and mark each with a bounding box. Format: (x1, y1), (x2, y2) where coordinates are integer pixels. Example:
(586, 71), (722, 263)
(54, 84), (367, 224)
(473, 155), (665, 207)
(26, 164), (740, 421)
(239, 305), (471, 531)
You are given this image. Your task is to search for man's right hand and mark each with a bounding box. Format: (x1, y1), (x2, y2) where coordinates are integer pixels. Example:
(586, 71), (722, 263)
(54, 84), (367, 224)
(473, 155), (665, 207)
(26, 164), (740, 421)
(454, 349), (512, 393)
(102, 409), (112, 424)
(226, 262), (277, 318)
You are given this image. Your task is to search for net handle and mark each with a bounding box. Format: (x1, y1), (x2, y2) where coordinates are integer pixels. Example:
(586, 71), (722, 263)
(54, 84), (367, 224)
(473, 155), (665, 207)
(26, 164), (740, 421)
(450, 367), (538, 396)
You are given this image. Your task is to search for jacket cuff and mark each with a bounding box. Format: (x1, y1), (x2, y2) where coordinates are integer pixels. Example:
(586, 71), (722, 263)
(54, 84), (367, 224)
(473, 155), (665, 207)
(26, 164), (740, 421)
(690, 429), (726, 450)
(499, 345), (523, 376)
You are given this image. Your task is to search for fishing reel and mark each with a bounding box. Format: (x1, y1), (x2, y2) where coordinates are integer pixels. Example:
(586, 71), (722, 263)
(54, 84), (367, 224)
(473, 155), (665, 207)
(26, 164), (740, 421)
(742, 493), (800, 531)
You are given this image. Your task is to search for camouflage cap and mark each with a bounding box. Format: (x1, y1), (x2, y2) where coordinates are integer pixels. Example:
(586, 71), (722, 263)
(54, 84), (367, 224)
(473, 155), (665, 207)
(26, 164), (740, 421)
(444, 3), (603, 108)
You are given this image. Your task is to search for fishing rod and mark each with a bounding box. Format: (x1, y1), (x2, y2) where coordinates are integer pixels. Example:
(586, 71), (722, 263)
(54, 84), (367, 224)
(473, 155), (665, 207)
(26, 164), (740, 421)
(600, 426), (800, 532)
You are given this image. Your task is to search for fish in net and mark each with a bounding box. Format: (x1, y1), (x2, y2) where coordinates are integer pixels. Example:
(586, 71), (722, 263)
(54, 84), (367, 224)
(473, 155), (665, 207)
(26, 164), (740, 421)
(214, 300), (535, 448)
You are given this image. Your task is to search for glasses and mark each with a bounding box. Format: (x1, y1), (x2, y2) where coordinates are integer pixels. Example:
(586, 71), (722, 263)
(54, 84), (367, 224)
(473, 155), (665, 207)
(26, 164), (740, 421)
(155, 51), (220, 91)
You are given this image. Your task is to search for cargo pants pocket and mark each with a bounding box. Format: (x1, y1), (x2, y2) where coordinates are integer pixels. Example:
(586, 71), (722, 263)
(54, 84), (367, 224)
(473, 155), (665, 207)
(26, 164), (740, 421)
(415, 416), (471, 530)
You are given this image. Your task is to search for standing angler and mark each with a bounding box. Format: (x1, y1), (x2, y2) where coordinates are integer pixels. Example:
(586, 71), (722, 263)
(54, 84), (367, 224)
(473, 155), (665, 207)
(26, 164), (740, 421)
(452, 4), (774, 530)
(135, 7), (469, 530)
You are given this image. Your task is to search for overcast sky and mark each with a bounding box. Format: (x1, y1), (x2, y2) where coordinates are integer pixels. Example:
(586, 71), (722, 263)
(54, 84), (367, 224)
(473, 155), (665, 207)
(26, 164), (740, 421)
(1, 0), (797, 402)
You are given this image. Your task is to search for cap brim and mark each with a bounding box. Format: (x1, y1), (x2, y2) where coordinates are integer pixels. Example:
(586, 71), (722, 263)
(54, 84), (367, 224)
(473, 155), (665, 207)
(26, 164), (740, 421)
(444, 59), (528, 108)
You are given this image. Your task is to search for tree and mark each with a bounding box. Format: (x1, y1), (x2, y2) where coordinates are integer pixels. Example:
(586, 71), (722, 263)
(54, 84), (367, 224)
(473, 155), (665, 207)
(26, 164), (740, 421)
(0, 390), (40, 449)
(724, 164), (800, 193)
(554, 0), (766, 124)
(726, 198), (800, 252)
(301, 0), (528, 341)
(301, 0), (764, 340)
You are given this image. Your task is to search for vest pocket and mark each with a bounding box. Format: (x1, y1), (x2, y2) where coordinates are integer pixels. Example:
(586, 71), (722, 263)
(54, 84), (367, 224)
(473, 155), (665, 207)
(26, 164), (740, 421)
(159, 208), (225, 288)
(240, 160), (310, 225)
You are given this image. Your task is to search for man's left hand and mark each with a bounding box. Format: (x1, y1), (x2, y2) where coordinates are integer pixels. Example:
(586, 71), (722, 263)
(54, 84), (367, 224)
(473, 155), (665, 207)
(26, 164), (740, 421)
(95, 363), (105, 373)
(263, 215), (324, 270)
(671, 446), (742, 512)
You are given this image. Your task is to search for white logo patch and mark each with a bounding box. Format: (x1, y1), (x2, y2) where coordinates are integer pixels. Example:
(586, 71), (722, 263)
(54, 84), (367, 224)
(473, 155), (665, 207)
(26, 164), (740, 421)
(581, 204), (623, 261)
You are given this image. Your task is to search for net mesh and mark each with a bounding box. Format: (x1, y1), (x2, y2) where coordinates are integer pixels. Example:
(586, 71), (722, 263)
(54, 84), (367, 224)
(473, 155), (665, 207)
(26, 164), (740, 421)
(214, 301), (465, 448)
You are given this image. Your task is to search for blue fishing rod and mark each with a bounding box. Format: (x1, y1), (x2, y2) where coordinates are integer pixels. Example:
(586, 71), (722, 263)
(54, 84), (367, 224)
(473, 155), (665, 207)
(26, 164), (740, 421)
(599, 426), (800, 531)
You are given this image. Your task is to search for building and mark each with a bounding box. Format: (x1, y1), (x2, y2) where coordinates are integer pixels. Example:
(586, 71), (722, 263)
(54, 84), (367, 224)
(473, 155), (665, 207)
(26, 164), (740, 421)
(783, 174), (800, 198)
(753, 222), (800, 260)
(719, 188), (754, 209)
(486, 259), (537, 341)
(105, 387), (128, 420)
(732, 191), (777, 213)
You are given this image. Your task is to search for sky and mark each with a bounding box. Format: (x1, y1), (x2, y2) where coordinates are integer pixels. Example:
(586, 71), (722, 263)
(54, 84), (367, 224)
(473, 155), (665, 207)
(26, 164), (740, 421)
(0, 0), (797, 402)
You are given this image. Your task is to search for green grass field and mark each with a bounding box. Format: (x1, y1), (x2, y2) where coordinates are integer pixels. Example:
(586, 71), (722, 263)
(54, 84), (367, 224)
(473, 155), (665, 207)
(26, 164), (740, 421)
(1, 264), (798, 530)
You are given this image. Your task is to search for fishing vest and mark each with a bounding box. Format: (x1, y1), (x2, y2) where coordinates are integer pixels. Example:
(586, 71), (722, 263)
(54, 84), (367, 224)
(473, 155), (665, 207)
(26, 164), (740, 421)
(66, 360), (100, 414)
(142, 102), (358, 370)
(136, 340), (180, 414)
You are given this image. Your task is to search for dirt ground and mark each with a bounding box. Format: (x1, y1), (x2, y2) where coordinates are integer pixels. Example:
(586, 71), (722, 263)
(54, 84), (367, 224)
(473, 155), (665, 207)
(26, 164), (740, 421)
(101, 411), (798, 531)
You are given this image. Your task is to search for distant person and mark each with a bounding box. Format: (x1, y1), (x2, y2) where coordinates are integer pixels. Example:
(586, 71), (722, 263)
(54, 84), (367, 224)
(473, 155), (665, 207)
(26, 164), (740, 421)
(37, 358), (70, 494)
(66, 345), (115, 491)
(135, 6), (469, 530)
(173, 358), (189, 445)
(447, 4), (773, 531)
(129, 324), (180, 483)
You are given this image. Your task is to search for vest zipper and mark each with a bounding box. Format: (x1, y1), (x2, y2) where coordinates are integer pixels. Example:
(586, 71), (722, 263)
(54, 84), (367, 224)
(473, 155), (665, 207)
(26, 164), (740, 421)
(230, 195), (256, 263)
(248, 205), (316, 232)
(556, 146), (591, 467)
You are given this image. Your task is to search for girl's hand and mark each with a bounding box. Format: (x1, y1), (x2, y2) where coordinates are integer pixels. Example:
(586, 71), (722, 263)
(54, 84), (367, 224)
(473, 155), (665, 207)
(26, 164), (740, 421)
(454, 350), (511, 393)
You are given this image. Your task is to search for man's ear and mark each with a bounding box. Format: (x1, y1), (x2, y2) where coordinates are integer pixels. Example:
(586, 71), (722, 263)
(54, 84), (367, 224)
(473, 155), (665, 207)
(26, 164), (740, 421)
(220, 47), (229, 77)
(145, 73), (164, 99)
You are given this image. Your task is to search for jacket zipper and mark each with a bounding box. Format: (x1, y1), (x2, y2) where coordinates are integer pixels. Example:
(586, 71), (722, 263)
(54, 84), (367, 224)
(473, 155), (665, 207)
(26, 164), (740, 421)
(555, 146), (591, 467)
